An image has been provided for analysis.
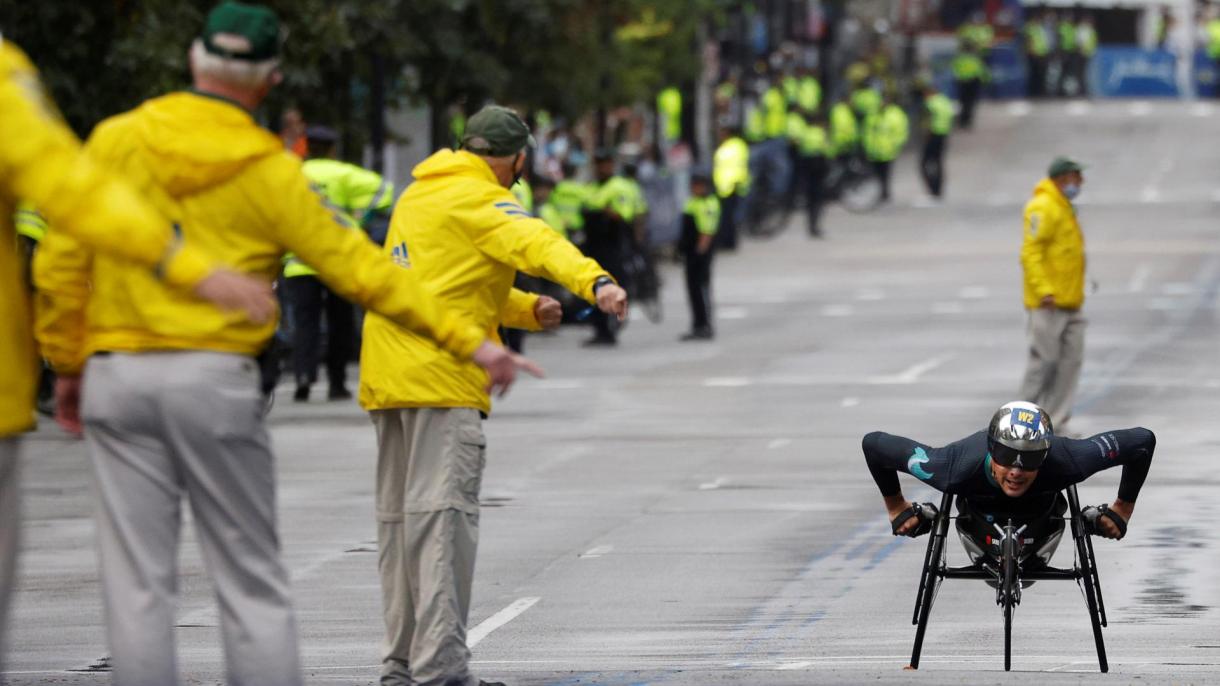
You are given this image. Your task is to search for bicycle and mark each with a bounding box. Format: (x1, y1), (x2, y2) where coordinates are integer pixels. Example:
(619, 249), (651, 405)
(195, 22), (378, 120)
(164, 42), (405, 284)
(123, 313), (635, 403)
(909, 484), (1108, 672)
(825, 152), (883, 214)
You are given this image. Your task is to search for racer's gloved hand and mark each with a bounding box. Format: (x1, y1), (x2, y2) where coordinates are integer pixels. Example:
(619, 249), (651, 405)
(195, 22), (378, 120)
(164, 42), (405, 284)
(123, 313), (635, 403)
(1082, 504), (1128, 540)
(890, 502), (939, 538)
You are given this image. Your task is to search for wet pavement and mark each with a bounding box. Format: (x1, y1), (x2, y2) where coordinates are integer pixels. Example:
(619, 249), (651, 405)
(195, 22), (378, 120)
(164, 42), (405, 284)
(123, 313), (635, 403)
(8, 99), (1220, 685)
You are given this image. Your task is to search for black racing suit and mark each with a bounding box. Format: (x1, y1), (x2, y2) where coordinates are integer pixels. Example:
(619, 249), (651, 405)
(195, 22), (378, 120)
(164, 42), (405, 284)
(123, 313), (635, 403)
(863, 428), (1155, 562)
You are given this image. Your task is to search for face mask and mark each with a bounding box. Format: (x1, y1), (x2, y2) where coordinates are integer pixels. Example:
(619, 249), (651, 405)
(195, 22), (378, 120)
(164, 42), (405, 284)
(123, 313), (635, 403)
(1061, 183), (1081, 200)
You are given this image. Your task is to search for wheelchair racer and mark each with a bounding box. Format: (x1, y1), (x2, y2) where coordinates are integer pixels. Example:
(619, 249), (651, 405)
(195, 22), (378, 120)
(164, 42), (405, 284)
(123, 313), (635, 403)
(862, 401), (1155, 560)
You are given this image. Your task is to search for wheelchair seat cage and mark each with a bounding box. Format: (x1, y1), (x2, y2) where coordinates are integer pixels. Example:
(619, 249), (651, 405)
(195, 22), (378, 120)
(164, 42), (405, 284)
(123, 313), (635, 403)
(907, 484), (1109, 672)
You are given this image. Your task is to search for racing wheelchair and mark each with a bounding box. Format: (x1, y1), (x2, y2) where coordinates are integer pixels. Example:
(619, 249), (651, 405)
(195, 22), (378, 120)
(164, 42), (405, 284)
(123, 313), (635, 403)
(907, 484), (1109, 672)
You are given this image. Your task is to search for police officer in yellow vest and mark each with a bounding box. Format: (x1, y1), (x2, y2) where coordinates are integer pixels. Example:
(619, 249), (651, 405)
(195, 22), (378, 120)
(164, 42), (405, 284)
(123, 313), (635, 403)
(583, 149), (639, 346)
(657, 86), (682, 143)
(829, 96), (859, 159)
(284, 125), (394, 401)
(713, 125), (749, 251)
(1024, 9), (1051, 98)
(920, 83), (955, 199)
(863, 92), (909, 203)
(679, 170), (720, 341)
(1056, 12), (1079, 96)
(1209, 8), (1220, 99)
(953, 38), (988, 129)
(798, 113), (830, 237)
(1076, 15), (1098, 97)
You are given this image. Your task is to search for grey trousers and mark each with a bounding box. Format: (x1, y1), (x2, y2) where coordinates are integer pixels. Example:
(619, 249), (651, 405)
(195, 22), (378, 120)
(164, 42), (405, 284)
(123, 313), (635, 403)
(0, 438), (19, 684)
(372, 408), (485, 686)
(1018, 307), (1086, 428)
(82, 352), (302, 686)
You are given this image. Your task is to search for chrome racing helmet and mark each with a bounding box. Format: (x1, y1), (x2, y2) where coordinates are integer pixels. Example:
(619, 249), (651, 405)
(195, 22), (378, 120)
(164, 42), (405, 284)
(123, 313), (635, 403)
(987, 401), (1053, 470)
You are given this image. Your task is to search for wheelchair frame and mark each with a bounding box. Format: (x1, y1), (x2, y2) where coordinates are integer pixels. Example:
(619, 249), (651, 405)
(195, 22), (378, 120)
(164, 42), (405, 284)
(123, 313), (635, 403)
(908, 484), (1108, 672)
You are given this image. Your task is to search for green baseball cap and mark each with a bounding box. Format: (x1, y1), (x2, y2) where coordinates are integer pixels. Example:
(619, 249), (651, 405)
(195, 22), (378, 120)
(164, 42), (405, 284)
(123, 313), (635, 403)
(1047, 156), (1084, 178)
(461, 105), (536, 157)
(201, 1), (282, 62)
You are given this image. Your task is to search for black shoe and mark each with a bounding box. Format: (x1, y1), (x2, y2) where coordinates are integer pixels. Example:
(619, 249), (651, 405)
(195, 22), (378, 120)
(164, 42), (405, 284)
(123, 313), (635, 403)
(679, 328), (714, 341)
(582, 336), (617, 348)
(327, 385), (352, 401)
(293, 385), (310, 402)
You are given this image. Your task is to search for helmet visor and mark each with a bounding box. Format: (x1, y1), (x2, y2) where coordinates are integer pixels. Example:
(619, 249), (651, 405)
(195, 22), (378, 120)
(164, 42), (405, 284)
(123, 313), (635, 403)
(990, 442), (1048, 470)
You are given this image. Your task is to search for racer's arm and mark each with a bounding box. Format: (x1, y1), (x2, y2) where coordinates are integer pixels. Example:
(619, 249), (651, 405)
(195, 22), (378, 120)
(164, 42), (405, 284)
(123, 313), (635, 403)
(863, 431), (971, 532)
(1062, 428), (1156, 526)
(263, 156), (486, 361)
(1020, 201), (1056, 307)
(0, 45), (211, 289)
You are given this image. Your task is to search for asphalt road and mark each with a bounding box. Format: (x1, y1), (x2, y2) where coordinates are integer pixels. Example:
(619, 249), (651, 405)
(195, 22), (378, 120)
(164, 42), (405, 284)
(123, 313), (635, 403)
(9, 99), (1220, 685)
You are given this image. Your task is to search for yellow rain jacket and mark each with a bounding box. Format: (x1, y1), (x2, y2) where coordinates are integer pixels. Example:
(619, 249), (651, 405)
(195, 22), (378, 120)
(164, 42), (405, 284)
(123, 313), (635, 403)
(34, 91), (485, 375)
(1021, 178), (1085, 310)
(360, 149), (611, 414)
(1, 41), (214, 436)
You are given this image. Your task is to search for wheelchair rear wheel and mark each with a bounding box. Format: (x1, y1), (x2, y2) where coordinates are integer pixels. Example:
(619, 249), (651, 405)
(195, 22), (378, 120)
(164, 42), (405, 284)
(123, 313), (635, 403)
(1068, 486), (1109, 673)
(909, 492), (953, 669)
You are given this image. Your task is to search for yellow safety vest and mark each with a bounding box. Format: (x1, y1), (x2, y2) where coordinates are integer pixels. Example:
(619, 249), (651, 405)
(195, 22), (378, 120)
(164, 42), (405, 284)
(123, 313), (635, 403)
(763, 87), (787, 139)
(657, 87), (682, 140)
(830, 103), (858, 155)
(713, 136), (750, 198)
(684, 195), (721, 236)
(799, 123), (828, 157)
(926, 93), (954, 136)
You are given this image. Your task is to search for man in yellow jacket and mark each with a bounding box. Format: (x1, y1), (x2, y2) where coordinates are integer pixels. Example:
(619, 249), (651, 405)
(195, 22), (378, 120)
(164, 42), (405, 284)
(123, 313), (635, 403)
(0, 35), (277, 675)
(1019, 157), (1087, 429)
(32, 5), (532, 685)
(360, 105), (627, 686)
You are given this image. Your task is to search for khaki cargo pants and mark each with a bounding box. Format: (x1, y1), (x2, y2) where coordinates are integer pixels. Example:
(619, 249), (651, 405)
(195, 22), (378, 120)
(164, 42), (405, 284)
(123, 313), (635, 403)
(1018, 306), (1086, 428)
(372, 407), (486, 686)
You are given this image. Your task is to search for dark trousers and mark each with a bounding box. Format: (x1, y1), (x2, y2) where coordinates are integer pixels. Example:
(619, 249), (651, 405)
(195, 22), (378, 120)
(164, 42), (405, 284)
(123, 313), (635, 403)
(955, 78), (982, 129)
(583, 215), (626, 343)
(920, 134), (946, 198)
(804, 155), (827, 235)
(716, 193), (741, 250)
(683, 248), (714, 332)
(284, 275), (355, 391)
(873, 159), (893, 201)
(1027, 57), (1047, 98)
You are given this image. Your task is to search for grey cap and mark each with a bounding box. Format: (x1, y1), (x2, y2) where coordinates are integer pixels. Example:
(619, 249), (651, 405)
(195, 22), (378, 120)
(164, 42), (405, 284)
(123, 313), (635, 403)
(1047, 156), (1084, 178)
(461, 105), (536, 157)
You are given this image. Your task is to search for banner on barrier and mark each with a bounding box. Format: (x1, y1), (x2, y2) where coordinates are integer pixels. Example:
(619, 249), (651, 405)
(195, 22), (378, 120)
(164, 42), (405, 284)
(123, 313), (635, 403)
(1090, 47), (1178, 97)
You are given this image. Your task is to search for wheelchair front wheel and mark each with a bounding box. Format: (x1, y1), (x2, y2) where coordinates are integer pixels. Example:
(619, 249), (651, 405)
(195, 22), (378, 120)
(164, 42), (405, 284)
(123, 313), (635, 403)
(1000, 519), (1019, 672)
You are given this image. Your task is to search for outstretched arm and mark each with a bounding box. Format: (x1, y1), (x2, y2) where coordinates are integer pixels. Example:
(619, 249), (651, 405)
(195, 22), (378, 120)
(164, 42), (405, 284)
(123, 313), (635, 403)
(1066, 428), (1156, 537)
(862, 431), (955, 535)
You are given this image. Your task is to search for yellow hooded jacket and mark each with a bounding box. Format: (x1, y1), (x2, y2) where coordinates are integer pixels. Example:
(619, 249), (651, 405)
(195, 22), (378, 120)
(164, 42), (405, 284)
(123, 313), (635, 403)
(1021, 178), (1085, 310)
(34, 92), (485, 374)
(360, 150), (611, 414)
(0, 41), (215, 437)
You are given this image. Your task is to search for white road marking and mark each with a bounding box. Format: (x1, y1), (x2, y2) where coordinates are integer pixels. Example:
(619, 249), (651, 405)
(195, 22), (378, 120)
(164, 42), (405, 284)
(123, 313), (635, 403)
(704, 377), (751, 387)
(840, 397), (860, 408)
(579, 544), (614, 558)
(767, 438), (792, 449)
(1006, 100), (1032, 116)
(1162, 282), (1194, 295)
(1066, 101), (1091, 116)
(718, 306), (749, 320)
(1140, 187), (1161, 203)
(868, 353), (955, 385)
(931, 301), (964, 315)
(1192, 102), (1214, 117)
(821, 304), (854, 317)
(1128, 264), (1150, 293)
(467, 596), (541, 648)
(699, 477), (728, 490)
(855, 288), (885, 301)
(775, 661), (814, 670)
(1128, 100), (1152, 116)
(958, 285), (989, 299)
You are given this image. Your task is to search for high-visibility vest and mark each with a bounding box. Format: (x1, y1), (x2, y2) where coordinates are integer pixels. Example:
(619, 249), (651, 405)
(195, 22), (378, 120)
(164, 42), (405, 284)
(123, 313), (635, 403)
(1077, 24), (1098, 57)
(1208, 19), (1220, 59)
(1025, 24), (1050, 57)
(14, 202), (47, 242)
(551, 180), (592, 230)
(798, 123), (828, 157)
(512, 178), (534, 214)
(538, 201), (568, 240)
(925, 93), (955, 136)
(713, 136), (750, 198)
(1058, 21), (1077, 51)
(762, 87), (787, 139)
(797, 76), (821, 113)
(684, 195), (721, 236)
(284, 159), (392, 278)
(851, 87), (881, 118)
(829, 103), (858, 155)
(449, 112), (466, 147)
(952, 52), (987, 81)
(588, 176), (645, 223)
(744, 105), (766, 143)
(863, 104), (909, 163)
(657, 87), (682, 140)
(782, 75), (799, 104)
(786, 111), (806, 144)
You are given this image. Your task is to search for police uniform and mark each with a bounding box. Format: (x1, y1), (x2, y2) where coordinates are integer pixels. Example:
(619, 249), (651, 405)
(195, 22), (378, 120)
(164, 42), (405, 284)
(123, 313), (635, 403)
(921, 92), (955, 198)
(583, 172), (640, 345)
(680, 189), (720, 338)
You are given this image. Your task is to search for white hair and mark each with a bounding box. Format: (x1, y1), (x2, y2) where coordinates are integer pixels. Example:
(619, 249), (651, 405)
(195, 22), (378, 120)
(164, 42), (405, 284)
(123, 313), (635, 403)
(189, 38), (279, 90)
